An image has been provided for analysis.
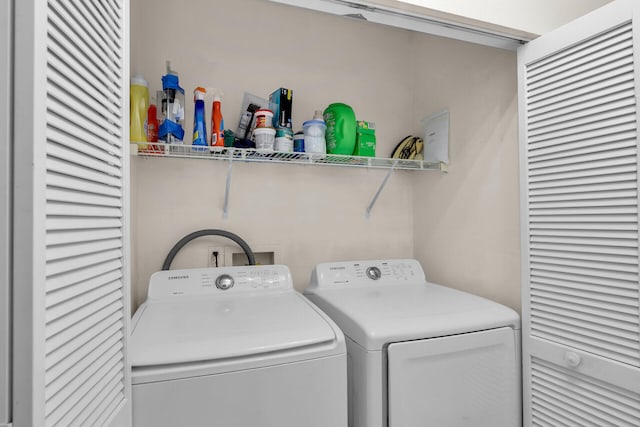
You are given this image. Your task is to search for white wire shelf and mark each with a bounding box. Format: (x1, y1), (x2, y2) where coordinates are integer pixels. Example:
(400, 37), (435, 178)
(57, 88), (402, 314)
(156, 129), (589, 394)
(130, 143), (446, 172)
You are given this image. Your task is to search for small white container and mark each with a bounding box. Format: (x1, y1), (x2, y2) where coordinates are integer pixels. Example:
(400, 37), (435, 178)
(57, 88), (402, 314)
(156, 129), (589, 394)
(275, 137), (293, 153)
(274, 127), (294, 153)
(253, 127), (276, 151)
(303, 119), (326, 154)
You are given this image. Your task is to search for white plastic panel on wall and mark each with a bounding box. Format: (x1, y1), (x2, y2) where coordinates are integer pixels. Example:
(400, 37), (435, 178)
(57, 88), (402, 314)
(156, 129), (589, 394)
(44, 0), (128, 424)
(518, 0), (640, 425)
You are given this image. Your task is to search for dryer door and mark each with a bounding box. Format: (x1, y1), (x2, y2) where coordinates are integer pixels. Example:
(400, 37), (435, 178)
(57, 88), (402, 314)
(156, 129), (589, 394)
(387, 327), (520, 427)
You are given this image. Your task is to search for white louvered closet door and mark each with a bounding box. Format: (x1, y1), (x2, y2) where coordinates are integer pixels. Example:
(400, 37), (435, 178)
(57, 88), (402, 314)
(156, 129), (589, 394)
(13, 0), (131, 426)
(518, 1), (640, 426)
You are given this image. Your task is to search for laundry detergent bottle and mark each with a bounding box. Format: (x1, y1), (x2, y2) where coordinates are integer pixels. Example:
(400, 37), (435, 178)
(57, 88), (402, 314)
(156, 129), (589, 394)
(130, 74), (149, 147)
(192, 87), (208, 148)
(210, 91), (224, 148)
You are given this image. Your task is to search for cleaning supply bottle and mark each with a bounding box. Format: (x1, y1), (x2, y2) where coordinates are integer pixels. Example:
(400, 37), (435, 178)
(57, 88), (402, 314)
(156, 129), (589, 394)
(146, 103), (159, 152)
(210, 91), (224, 149)
(192, 87), (208, 149)
(130, 74), (149, 148)
(158, 61), (185, 144)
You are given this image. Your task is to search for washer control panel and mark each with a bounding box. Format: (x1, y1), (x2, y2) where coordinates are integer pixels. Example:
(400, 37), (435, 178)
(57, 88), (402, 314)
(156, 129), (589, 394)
(307, 259), (425, 290)
(148, 265), (292, 298)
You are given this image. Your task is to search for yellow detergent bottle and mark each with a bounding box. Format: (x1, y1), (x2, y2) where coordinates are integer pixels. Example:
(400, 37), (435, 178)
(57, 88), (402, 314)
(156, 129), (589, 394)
(130, 74), (149, 149)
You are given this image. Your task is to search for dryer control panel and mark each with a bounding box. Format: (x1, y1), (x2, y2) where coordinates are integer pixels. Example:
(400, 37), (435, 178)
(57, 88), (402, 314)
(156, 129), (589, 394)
(307, 259), (426, 291)
(147, 265), (292, 298)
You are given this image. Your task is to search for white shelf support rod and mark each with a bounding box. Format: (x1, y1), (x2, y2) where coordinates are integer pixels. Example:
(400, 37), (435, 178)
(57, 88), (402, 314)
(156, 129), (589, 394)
(366, 160), (397, 218)
(222, 152), (233, 218)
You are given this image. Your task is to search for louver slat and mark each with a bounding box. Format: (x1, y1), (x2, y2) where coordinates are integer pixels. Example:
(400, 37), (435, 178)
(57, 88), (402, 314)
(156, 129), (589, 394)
(46, 228), (122, 246)
(47, 202), (122, 218)
(45, 347), (123, 424)
(531, 274), (639, 300)
(45, 322), (123, 396)
(47, 127), (122, 168)
(528, 74), (634, 117)
(529, 147), (637, 172)
(530, 189), (638, 204)
(46, 238), (122, 262)
(46, 42), (120, 111)
(46, 51), (120, 116)
(531, 358), (640, 426)
(44, 0), (127, 424)
(45, 299), (122, 355)
(528, 123), (637, 153)
(46, 187), (121, 208)
(529, 44), (632, 102)
(529, 101), (636, 137)
(529, 181), (637, 197)
(47, 98), (121, 148)
(47, 173), (121, 198)
(46, 259), (123, 293)
(46, 85), (121, 144)
(532, 301), (637, 333)
(47, 2), (120, 93)
(68, 374), (124, 427)
(528, 83), (635, 125)
(52, 0), (121, 69)
(527, 24), (632, 77)
(46, 157), (121, 187)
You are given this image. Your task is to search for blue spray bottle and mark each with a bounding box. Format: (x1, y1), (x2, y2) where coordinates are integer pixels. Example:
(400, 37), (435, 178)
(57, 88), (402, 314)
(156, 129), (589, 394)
(192, 87), (208, 150)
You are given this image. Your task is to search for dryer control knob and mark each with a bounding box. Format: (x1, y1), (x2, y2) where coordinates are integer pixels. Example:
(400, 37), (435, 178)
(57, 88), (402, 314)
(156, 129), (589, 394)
(215, 274), (234, 290)
(366, 266), (382, 280)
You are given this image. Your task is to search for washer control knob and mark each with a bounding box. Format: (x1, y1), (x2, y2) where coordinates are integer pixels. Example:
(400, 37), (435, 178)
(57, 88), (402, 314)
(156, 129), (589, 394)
(215, 274), (234, 290)
(366, 266), (382, 280)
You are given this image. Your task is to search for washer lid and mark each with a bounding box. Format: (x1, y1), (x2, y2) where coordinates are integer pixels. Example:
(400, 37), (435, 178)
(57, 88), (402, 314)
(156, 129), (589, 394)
(306, 282), (520, 350)
(130, 291), (338, 367)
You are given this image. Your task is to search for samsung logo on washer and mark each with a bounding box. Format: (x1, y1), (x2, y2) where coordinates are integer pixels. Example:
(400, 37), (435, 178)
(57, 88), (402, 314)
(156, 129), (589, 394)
(168, 274), (189, 280)
(329, 267), (346, 271)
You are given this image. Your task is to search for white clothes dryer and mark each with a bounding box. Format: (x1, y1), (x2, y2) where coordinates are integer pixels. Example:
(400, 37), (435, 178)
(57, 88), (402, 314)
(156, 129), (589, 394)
(130, 265), (347, 427)
(304, 259), (521, 427)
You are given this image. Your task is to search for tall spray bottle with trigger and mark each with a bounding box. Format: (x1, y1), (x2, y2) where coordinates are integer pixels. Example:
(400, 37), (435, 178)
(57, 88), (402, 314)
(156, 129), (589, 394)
(209, 89), (225, 150)
(192, 87), (208, 150)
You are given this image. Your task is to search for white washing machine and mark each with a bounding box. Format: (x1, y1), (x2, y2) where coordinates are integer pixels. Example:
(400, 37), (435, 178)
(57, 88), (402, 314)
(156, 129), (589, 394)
(130, 264), (347, 427)
(304, 259), (521, 427)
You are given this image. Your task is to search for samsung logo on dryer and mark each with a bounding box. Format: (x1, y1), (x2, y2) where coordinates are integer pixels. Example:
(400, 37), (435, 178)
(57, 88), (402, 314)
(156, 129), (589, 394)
(329, 267), (346, 271)
(168, 274), (189, 280)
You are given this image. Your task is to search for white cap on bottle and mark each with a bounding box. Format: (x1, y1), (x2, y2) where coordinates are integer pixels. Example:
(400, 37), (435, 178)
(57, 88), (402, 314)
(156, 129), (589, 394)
(131, 74), (148, 87)
(194, 87), (207, 101)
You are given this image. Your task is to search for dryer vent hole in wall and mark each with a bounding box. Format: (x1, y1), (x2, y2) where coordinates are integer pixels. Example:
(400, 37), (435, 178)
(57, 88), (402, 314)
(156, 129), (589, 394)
(208, 247), (275, 267)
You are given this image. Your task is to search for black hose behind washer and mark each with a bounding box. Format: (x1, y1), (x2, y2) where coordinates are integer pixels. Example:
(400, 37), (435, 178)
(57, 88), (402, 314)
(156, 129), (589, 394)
(162, 229), (256, 270)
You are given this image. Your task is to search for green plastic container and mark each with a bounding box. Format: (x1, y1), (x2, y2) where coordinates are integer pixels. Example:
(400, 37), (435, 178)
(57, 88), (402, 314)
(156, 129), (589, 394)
(323, 103), (356, 155)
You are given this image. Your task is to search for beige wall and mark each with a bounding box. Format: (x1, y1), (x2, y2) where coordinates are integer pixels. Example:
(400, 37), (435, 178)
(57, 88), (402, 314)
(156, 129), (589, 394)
(130, 0), (520, 312)
(410, 36), (521, 311)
